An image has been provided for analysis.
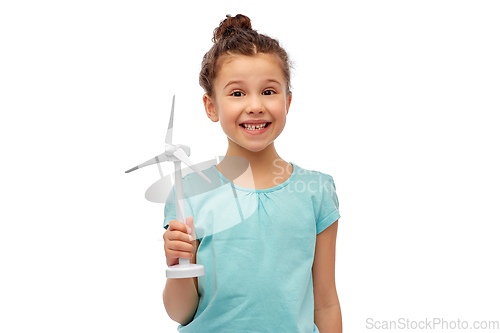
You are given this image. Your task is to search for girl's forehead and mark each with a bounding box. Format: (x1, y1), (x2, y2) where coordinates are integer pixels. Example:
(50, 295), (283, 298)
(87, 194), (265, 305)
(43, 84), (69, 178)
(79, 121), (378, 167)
(217, 53), (285, 80)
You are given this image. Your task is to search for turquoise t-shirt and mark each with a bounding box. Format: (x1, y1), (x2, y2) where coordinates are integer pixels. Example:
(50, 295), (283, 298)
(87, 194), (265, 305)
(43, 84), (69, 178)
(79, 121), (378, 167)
(164, 162), (341, 333)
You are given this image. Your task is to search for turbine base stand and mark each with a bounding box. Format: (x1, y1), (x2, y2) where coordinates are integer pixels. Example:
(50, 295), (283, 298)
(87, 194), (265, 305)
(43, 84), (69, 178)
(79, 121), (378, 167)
(166, 263), (205, 279)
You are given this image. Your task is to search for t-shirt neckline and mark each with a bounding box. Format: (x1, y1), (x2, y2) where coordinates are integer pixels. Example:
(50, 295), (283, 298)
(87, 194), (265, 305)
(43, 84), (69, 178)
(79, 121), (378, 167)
(211, 161), (297, 193)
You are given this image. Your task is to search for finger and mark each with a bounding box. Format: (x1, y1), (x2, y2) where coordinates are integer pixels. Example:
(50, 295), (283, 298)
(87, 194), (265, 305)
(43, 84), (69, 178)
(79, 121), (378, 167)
(168, 219), (189, 233)
(185, 216), (195, 237)
(166, 249), (193, 261)
(166, 240), (195, 253)
(167, 230), (192, 243)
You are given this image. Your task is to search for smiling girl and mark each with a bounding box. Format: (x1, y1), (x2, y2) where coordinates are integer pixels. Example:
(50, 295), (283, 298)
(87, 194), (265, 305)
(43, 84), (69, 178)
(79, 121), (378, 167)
(162, 14), (342, 333)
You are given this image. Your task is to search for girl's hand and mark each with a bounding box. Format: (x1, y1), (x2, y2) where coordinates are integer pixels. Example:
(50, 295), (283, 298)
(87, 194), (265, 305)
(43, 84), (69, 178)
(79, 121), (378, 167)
(163, 216), (196, 267)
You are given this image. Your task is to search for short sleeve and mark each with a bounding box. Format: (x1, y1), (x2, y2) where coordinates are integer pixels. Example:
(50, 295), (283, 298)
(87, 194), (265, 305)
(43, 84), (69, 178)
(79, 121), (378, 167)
(316, 174), (341, 235)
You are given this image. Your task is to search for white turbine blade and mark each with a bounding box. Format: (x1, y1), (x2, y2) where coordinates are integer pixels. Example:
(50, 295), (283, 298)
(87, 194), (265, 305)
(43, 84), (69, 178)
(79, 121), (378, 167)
(145, 173), (173, 203)
(173, 148), (212, 183)
(125, 151), (168, 173)
(165, 95), (175, 144)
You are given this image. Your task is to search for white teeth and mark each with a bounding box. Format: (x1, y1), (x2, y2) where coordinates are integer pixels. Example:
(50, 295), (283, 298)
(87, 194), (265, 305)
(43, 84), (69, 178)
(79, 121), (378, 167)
(242, 123), (267, 130)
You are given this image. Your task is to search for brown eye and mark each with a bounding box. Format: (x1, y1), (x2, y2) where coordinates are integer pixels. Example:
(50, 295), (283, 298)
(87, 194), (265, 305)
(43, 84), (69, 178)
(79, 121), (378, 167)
(263, 90), (275, 95)
(231, 91), (243, 97)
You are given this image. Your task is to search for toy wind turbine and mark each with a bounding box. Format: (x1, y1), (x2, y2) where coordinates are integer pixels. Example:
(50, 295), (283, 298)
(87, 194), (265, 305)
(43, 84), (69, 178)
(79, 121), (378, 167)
(125, 95), (210, 279)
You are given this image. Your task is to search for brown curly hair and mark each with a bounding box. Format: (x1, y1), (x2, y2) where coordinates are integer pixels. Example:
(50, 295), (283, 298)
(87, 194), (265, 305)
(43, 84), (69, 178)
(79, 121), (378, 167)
(199, 14), (292, 98)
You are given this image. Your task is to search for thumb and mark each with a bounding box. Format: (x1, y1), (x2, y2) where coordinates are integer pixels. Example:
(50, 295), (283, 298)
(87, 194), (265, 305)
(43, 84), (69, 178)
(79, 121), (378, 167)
(185, 216), (195, 239)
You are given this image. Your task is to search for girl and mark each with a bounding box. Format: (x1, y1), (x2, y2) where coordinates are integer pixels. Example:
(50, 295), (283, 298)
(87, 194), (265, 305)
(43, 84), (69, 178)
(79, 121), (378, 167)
(162, 14), (342, 333)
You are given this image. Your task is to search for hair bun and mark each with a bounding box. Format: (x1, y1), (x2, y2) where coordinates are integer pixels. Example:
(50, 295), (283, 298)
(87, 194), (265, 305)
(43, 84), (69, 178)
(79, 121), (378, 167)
(213, 14), (252, 43)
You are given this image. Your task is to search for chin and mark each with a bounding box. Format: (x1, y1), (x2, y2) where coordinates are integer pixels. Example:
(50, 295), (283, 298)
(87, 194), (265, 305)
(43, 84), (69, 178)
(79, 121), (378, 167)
(227, 135), (274, 153)
(241, 142), (273, 153)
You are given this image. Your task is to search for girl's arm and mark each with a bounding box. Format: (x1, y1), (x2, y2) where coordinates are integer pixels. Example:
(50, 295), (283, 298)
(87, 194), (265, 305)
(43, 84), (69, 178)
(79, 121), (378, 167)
(163, 240), (200, 325)
(312, 220), (342, 333)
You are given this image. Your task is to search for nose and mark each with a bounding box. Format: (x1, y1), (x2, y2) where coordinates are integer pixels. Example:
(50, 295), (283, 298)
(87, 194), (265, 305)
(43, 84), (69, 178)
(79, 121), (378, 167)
(245, 94), (265, 114)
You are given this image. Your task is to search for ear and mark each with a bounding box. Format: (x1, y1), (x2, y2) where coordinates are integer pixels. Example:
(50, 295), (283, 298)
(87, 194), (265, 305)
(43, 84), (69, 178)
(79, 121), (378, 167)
(203, 94), (218, 122)
(285, 92), (292, 116)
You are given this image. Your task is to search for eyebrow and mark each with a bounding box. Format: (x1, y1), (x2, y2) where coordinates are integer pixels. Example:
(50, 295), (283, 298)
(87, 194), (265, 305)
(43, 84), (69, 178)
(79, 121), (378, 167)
(223, 80), (243, 90)
(223, 79), (282, 90)
(265, 79), (282, 85)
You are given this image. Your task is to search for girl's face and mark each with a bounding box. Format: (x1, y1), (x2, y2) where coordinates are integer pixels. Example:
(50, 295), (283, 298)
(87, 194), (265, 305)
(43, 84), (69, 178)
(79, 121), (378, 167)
(203, 53), (292, 153)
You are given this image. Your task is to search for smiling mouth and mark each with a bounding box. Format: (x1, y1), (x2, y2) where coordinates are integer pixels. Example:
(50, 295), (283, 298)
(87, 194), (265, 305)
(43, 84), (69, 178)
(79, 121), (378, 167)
(239, 122), (271, 130)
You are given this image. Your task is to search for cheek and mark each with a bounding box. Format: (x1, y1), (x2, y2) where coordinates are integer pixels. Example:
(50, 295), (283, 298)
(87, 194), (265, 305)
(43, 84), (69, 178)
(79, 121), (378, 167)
(276, 119), (286, 132)
(273, 108), (288, 130)
(219, 117), (239, 134)
(270, 97), (288, 112)
(272, 103), (288, 120)
(219, 108), (239, 124)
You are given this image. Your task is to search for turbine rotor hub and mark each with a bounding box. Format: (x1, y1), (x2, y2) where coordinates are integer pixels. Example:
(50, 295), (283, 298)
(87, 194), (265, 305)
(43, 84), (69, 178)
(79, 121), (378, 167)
(164, 144), (177, 155)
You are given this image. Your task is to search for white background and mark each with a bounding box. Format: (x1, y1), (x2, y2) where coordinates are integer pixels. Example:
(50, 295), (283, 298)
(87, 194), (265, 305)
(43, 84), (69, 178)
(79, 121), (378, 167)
(1, 1), (499, 332)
